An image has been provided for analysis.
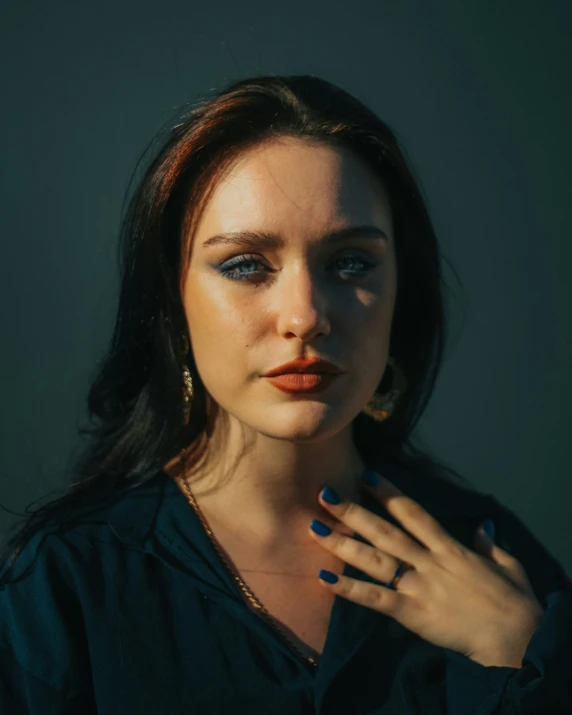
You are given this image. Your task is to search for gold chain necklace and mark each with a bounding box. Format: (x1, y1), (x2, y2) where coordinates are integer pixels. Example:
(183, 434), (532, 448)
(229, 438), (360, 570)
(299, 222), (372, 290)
(176, 448), (319, 669)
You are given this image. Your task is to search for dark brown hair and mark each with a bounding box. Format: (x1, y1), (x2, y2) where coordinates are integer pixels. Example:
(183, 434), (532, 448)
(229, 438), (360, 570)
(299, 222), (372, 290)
(0, 74), (470, 584)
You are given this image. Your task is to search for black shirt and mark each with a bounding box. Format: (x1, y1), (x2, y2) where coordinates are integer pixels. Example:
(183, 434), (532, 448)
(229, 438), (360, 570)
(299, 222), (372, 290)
(1, 453), (571, 713)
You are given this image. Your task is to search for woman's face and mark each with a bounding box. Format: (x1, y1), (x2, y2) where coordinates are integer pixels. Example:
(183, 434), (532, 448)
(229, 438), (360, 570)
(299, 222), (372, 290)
(182, 136), (397, 441)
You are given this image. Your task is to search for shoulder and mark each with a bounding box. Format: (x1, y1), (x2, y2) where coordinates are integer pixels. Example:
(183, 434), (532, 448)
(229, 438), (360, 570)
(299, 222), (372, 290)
(0, 473), (165, 693)
(0, 470), (167, 586)
(0, 497), (117, 589)
(0, 522), (94, 693)
(0, 490), (123, 618)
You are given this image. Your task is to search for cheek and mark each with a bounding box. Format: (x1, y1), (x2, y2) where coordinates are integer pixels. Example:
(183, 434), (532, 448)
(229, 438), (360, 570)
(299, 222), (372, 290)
(350, 299), (394, 370)
(184, 277), (264, 358)
(350, 286), (394, 332)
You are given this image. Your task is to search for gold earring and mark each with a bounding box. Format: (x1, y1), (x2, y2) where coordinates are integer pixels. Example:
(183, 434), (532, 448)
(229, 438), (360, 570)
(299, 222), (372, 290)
(361, 357), (407, 422)
(182, 364), (194, 426)
(181, 333), (194, 426)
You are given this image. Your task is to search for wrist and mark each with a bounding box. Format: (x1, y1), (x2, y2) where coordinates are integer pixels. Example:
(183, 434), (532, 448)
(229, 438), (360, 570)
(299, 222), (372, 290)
(469, 605), (545, 669)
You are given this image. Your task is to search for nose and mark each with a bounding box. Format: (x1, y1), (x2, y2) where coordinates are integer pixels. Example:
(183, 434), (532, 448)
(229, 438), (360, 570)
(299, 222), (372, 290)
(275, 264), (331, 341)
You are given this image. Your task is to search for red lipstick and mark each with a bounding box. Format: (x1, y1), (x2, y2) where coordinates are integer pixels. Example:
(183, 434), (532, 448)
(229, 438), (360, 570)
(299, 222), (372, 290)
(262, 356), (345, 393)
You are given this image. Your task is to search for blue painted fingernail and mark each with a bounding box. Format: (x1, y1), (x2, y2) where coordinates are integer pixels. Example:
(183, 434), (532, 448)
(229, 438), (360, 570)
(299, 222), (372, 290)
(321, 486), (341, 504)
(482, 518), (495, 540)
(318, 569), (339, 584)
(310, 519), (332, 537)
(362, 470), (379, 486)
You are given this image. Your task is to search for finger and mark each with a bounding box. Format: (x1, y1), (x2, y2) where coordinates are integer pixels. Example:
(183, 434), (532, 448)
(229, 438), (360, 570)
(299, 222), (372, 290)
(318, 486), (428, 567)
(309, 519), (409, 587)
(317, 568), (405, 618)
(359, 473), (462, 554)
(474, 527), (528, 577)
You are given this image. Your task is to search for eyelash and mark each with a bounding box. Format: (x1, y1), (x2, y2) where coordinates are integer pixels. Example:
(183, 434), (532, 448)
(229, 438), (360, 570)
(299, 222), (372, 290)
(219, 253), (378, 282)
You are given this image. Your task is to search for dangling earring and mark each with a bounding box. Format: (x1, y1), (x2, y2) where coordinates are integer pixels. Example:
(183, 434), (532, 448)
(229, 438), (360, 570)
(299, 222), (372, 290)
(361, 356), (407, 422)
(181, 333), (194, 426)
(182, 364), (194, 426)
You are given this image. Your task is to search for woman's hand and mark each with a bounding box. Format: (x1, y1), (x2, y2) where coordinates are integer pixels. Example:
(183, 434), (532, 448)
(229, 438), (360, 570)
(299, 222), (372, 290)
(308, 472), (545, 668)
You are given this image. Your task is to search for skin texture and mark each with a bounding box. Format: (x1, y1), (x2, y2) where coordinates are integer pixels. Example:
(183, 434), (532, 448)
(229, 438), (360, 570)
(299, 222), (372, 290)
(175, 136), (397, 551)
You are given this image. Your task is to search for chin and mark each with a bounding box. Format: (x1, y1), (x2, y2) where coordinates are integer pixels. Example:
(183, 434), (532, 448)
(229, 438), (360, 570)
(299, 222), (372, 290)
(251, 402), (349, 440)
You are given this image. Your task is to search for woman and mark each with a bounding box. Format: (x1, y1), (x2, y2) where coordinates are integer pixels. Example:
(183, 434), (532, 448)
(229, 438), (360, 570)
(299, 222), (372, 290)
(1, 74), (570, 714)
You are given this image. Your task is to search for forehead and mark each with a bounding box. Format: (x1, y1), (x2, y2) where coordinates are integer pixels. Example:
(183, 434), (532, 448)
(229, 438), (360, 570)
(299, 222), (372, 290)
(193, 137), (392, 241)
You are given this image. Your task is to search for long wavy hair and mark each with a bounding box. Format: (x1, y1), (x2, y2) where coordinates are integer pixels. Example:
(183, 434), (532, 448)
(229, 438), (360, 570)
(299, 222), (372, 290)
(0, 74), (471, 584)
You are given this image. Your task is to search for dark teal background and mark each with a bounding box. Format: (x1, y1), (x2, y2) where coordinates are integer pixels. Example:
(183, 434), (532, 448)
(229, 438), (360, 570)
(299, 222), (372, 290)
(1, 1), (570, 571)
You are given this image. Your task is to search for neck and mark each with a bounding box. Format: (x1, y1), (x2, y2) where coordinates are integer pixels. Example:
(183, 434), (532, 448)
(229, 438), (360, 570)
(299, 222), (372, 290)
(174, 412), (368, 549)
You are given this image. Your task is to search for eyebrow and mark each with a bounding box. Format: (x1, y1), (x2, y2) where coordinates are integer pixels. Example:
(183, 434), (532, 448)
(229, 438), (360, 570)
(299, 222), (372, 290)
(201, 224), (388, 250)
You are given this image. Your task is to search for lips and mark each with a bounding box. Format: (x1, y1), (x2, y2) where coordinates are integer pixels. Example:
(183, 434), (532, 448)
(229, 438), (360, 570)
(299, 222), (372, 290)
(262, 357), (344, 377)
(265, 372), (341, 393)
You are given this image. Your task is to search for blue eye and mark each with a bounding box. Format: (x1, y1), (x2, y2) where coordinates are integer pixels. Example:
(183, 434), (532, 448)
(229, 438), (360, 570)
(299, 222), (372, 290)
(219, 253), (377, 282)
(336, 254), (376, 273)
(219, 256), (266, 281)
